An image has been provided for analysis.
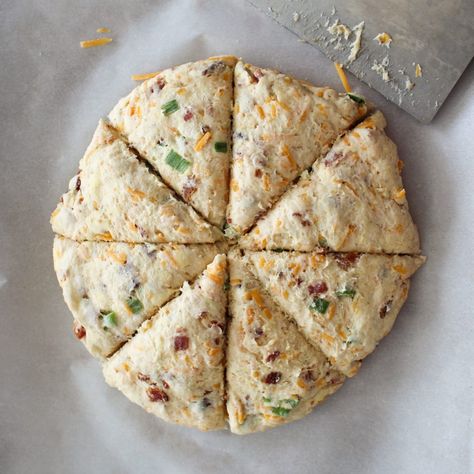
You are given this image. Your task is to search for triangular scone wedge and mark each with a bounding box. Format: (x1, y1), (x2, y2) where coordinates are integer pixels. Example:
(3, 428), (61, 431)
(103, 254), (228, 431)
(247, 251), (425, 376)
(227, 61), (367, 235)
(51, 120), (222, 243)
(226, 251), (345, 434)
(241, 112), (420, 253)
(53, 236), (227, 359)
(109, 56), (237, 227)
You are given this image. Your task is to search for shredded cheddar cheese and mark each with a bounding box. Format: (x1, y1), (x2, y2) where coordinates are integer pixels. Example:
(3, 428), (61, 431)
(96, 27), (111, 33)
(80, 38), (113, 48)
(194, 131), (212, 152)
(131, 71), (161, 81)
(334, 63), (352, 93)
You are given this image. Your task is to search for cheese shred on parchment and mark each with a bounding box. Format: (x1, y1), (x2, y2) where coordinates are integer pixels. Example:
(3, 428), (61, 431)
(131, 71), (161, 81)
(334, 63), (352, 92)
(80, 38), (113, 48)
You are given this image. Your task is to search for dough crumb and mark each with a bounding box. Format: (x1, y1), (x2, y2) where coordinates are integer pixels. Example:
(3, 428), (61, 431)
(293, 12), (300, 22)
(348, 21), (364, 63)
(374, 32), (392, 47)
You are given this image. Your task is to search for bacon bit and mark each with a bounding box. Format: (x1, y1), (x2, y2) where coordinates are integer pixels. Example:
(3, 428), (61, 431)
(202, 61), (227, 76)
(75, 176), (81, 191)
(379, 299), (393, 319)
(325, 151), (345, 167)
(162, 379), (170, 389)
(244, 66), (259, 83)
(334, 63), (352, 93)
(301, 369), (315, 382)
(335, 253), (359, 270)
(329, 374), (345, 385)
(182, 176), (198, 201)
(194, 131), (212, 152)
(80, 38), (113, 48)
(174, 335), (189, 351)
(255, 168), (263, 178)
(292, 212), (311, 226)
(146, 387), (169, 402)
(73, 321), (86, 340)
(397, 159), (404, 172)
(263, 371), (282, 384)
(137, 372), (151, 382)
(266, 351), (280, 362)
(308, 281), (328, 295)
(183, 110), (194, 121)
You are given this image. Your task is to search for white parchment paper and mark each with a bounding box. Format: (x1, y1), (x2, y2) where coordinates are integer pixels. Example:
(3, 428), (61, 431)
(1, 1), (473, 473)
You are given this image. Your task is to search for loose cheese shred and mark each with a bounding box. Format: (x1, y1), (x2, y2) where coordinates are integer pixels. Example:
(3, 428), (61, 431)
(80, 38), (113, 48)
(96, 27), (111, 33)
(207, 273), (224, 285)
(334, 63), (352, 93)
(131, 71), (161, 81)
(256, 105), (265, 119)
(415, 64), (423, 78)
(194, 131), (212, 152)
(281, 144), (296, 168)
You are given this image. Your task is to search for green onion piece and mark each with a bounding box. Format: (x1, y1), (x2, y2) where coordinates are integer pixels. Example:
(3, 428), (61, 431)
(224, 279), (230, 291)
(165, 150), (191, 173)
(271, 406), (291, 417)
(214, 141), (228, 153)
(273, 248), (285, 253)
(310, 297), (330, 314)
(335, 287), (356, 298)
(126, 297), (143, 314)
(102, 311), (117, 328)
(262, 397), (272, 404)
(318, 236), (329, 248)
(161, 99), (180, 115)
(347, 93), (365, 104)
(282, 398), (299, 409)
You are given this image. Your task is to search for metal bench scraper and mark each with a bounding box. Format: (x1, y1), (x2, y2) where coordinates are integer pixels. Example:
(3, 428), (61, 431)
(247, 0), (474, 123)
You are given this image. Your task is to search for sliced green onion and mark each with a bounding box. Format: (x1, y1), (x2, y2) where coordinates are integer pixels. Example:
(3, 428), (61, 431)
(214, 141), (228, 153)
(335, 287), (356, 298)
(165, 150), (191, 173)
(271, 406), (291, 417)
(273, 248), (285, 253)
(262, 397), (272, 404)
(101, 311), (117, 328)
(126, 297), (143, 314)
(318, 236), (329, 248)
(347, 93), (365, 104)
(161, 99), (179, 115)
(281, 398), (299, 409)
(310, 297), (330, 314)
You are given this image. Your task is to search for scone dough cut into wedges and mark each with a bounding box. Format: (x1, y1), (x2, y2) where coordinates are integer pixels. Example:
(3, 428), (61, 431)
(247, 251), (425, 376)
(226, 252), (345, 434)
(103, 254), (228, 431)
(241, 112), (420, 253)
(51, 120), (222, 244)
(227, 61), (367, 235)
(109, 56), (236, 227)
(53, 236), (226, 359)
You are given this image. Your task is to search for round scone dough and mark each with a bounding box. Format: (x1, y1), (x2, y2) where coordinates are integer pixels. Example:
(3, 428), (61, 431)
(52, 57), (424, 434)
